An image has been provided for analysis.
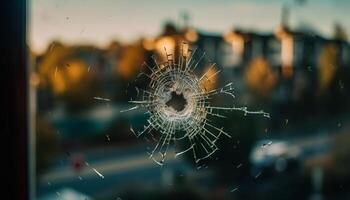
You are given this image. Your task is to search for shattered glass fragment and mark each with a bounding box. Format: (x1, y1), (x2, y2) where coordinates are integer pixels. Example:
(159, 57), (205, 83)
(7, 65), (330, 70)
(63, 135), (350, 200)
(255, 172), (262, 179)
(93, 96), (111, 102)
(84, 161), (104, 179)
(106, 134), (111, 141)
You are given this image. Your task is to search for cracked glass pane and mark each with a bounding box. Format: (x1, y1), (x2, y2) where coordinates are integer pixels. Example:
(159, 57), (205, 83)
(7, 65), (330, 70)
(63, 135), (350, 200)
(28, 1), (350, 199)
(123, 43), (269, 165)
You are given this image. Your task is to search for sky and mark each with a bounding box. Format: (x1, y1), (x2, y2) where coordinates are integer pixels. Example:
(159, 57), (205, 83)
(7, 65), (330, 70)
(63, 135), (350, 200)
(29, 0), (350, 54)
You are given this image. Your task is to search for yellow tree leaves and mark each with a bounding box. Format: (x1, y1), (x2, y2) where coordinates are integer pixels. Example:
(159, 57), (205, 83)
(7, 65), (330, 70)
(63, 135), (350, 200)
(318, 43), (339, 92)
(244, 57), (278, 96)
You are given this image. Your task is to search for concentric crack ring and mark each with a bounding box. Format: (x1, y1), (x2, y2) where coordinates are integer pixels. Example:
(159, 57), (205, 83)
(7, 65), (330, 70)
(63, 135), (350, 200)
(122, 43), (270, 166)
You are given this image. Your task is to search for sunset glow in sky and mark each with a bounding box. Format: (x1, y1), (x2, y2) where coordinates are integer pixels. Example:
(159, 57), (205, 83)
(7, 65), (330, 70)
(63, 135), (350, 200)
(29, 0), (350, 54)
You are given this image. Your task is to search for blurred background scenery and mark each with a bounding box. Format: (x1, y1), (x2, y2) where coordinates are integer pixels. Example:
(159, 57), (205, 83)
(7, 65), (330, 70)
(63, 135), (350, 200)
(28, 0), (350, 199)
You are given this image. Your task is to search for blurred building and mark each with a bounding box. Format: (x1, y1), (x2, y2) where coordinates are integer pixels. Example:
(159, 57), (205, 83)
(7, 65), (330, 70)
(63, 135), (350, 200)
(34, 16), (350, 115)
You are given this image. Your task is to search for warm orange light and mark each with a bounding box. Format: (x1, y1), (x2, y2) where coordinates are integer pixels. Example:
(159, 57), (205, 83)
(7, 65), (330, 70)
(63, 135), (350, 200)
(244, 57), (278, 96)
(274, 26), (290, 40)
(156, 36), (176, 61)
(275, 25), (294, 77)
(52, 69), (66, 94)
(199, 65), (218, 91)
(281, 36), (293, 68)
(142, 38), (155, 51)
(116, 44), (145, 79)
(66, 61), (86, 83)
(50, 60), (87, 95)
(181, 42), (189, 57)
(224, 31), (244, 64)
(185, 28), (198, 42)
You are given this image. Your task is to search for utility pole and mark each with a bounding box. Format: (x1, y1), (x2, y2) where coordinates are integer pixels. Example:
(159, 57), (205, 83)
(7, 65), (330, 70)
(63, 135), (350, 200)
(281, 4), (290, 29)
